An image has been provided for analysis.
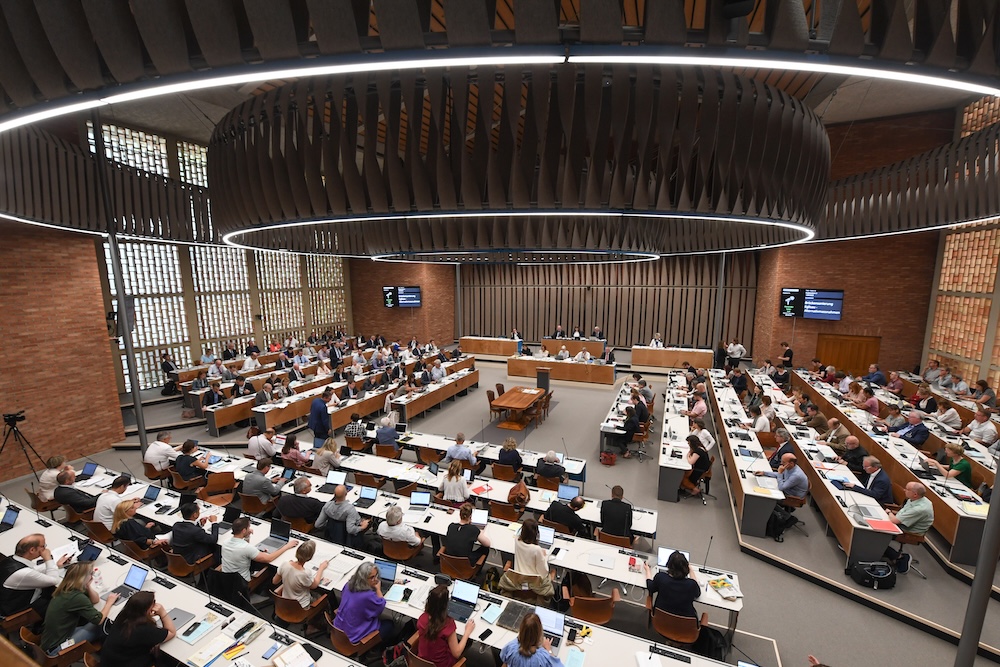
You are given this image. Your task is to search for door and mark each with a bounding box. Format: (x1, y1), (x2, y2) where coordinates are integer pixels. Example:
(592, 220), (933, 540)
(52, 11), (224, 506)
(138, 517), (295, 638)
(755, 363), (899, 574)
(815, 334), (882, 377)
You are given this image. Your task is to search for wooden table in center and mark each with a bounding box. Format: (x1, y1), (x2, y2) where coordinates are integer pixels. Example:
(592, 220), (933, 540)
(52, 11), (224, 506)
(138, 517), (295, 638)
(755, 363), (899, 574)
(491, 385), (546, 430)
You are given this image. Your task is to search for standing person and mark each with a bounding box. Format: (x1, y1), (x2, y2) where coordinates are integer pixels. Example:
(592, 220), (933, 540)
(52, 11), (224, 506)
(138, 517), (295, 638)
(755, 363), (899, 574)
(99, 592), (176, 667)
(713, 341), (727, 370)
(40, 563), (117, 655)
(779, 342), (793, 368)
(416, 585), (475, 667)
(726, 339), (746, 370)
(499, 613), (564, 667)
(308, 388), (334, 447)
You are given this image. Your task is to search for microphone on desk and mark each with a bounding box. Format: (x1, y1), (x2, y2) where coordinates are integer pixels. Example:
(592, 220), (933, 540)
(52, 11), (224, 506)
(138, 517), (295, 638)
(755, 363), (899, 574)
(84, 454), (112, 476)
(698, 535), (714, 573)
(237, 590), (291, 643)
(119, 458), (139, 485)
(30, 482), (51, 526)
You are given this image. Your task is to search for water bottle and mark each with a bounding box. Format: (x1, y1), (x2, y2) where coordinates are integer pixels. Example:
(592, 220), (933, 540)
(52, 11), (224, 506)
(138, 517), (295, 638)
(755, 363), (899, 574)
(92, 567), (104, 592)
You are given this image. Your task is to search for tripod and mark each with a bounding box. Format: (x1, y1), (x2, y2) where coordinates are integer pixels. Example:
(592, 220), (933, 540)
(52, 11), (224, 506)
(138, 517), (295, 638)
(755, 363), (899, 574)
(1, 417), (46, 482)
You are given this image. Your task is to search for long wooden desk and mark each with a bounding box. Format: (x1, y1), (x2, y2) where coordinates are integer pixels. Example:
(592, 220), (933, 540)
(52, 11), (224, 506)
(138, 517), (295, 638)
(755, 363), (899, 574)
(631, 346), (714, 373)
(538, 339), (605, 357)
(171, 351), (282, 384)
(459, 336), (521, 358)
(186, 363), (321, 414)
(391, 369), (479, 423)
(507, 356), (616, 385)
(253, 380), (390, 433)
(792, 372), (988, 565)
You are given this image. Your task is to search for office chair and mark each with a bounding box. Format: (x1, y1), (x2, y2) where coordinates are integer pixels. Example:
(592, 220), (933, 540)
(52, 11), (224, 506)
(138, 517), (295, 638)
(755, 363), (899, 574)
(895, 532), (928, 579)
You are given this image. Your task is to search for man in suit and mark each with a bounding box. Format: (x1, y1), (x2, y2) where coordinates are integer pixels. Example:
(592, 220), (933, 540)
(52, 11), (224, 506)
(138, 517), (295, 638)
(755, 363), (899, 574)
(275, 477), (324, 525)
(553, 325), (566, 339)
(231, 376), (255, 398)
(244, 339), (261, 356)
(844, 457), (893, 506)
(222, 343), (238, 360)
(340, 379), (360, 400)
(598, 485), (633, 542)
(451, 346), (463, 361)
(170, 503), (219, 564)
(591, 326), (605, 340)
(160, 351), (179, 377)
(203, 382), (226, 408)
(274, 353), (293, 370)
(243, 458), (289, 504)
(888, 411), (931, 448)
(629, 393), (649, 424)
(255, 382), (275, 406)
(308, 387), (334, 447)
(288, 363), (307, 382)
(53, 469), (97, 513)
(544, 496), (587, 537)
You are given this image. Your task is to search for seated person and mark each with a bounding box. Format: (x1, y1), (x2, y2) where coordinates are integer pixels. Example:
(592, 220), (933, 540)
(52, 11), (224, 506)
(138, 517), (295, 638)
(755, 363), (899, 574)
(416, 585), (474, 667)
(755, 453), (808, 499)
(554, 346), (569, 360)
(643, 550), (700, 618)
(313, 438), (343, 476)
(534, 451), (566, 481)
(853, 387), (880, 416)
(443, 503), (491, 565)
(439, 460), (471, 505)
(505, 519), (554, 598)
(875, 403), (906, 430)
(333, 562), (395, 646)
(375, 417), (399, 448)
(887, 412), (930, 447)
(885, 482), (935, 569)
(442, 433), (486, 475)
(275, 477), (325, 526)
(315, 485), (372, 550)
(242, 457), (290, 504)
(965, 408), (999, 447)
(679, 435), (711, 497)
(543, 496), (587, 537)
(744, 405), (770, 432)
(816, 418), (850, 452)
(99, 592), (176, 666)
(272, 541), (328, 610)
(280, 434), (309, 468)
(767, 429), (794, 470)
(598, 484), (632, 542)
(842, 457), (893, 506)
(53, 469), (97, 513)
(377, 506), (425, 548)
(174, 439), (209, 483)
(497, 437), (523, 472)
(40, 562), (117, 656)
(112, 500), (168, 550)
(169, 503), (218, 564)
(221, 517), (299, 597)
(1, 534), (70, 619)
(929, 442), (972, 487)
(611, 406), (640, 458)
(935, 400), (963, 431)
(862, 364), (887, 386)
(802, 404), (829, 432)
(835, 436), (868, 476)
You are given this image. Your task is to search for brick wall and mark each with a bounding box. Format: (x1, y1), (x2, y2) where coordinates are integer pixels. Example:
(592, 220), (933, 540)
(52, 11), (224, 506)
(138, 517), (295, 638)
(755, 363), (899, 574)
(753, 231), (939, 374)
(347, 260), (456, 345)
(0, 223), (124, 482)
(827, 110), (956, 180)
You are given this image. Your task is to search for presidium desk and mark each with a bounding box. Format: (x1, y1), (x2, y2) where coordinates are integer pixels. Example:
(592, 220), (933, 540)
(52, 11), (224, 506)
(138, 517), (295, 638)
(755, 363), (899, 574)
(506, 356), (616, 385)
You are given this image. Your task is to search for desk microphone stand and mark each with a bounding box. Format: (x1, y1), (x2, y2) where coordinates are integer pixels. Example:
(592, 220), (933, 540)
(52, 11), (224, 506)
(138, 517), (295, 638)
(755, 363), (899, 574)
(1, 412), (45, 482)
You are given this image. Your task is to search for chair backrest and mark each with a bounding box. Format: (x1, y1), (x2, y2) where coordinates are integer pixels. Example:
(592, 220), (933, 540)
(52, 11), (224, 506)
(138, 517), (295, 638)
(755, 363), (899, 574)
(535, 475), (560, 491)
(205, 471), (236, 493)
(286, 516), (315, 533)
(238, 492), (272, 515)
(540, 517), (571, 535)
(897, 531), (926, 546)
(439, 552), (480, 579)
(84, 652), (100, 667)
(487, 389), (497, 403)
(393, 481), (418, 497)
(165, 550), (196, 578)
(272, 588), (311, 624)
(142, 461), (168, 480)
(62, 504), (93, 524)
(756, 432), (777, 448)
(651, 608), (700, 645)
(82, 519), (114, 544)
(169, 469), (199, 490)
(327, 611), (379, 656)
(1, 606), (39, 633)
(119, 539), (154, 561)
(496, 383), (506, 395)
(375, 444), (400, 459)
(703, 455), (716, 480)
(491, 463), (517, 481)
(569, 595), (616, 625)
(418, 447), (444, 465)
(595, 529), (631, 548)
(405, 645), (436, 667)
(382, 538), (422, 562)
(354, 473), (385, 489)
(488, 500), (523, 521)
(345, 436), (366, 451)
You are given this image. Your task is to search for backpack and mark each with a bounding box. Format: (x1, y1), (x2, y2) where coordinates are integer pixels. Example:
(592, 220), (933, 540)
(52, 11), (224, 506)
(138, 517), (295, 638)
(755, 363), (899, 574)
(508, 479), (530, 509)
(692, 626), (730, 660)
(382, 641), (408, 667)
(849, 561), (896, 589)
(482, 566), (503, 594)
(765, 505), (798, 539)
(160, 379), (179, 396)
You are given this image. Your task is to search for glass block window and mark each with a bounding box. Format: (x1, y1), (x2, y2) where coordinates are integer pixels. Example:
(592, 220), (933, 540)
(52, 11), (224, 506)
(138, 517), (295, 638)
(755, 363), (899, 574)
(190, 245), (253, 354)
(306, 255), (348, 332)
(87, 122), (169, 177)
(939, 228), (1000, 294)
(255, 251), (305, 341)
(928, 295), (990, 361)
(962, 97), (1000, 137)
(103, 242), (189, 391)
(177, 140), (209, 187)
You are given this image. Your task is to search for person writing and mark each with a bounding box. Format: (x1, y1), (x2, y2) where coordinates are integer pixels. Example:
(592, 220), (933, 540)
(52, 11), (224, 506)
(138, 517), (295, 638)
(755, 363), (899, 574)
(499, 613), (564, 667)
(416, 585), (475, 667)
(272, 541), (329, 612)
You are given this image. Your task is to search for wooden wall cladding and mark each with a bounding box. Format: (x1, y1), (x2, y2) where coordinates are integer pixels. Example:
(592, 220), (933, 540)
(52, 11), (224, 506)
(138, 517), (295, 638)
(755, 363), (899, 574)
(459, 253), (758, 350)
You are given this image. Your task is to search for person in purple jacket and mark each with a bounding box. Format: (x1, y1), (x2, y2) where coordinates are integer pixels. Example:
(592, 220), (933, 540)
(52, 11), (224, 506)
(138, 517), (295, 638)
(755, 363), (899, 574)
(334, 562), (396, 645)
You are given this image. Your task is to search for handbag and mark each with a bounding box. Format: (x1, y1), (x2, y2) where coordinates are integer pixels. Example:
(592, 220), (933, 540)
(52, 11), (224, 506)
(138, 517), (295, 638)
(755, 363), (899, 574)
(600, 451), (617, 466)
(507, 479), (530, 508)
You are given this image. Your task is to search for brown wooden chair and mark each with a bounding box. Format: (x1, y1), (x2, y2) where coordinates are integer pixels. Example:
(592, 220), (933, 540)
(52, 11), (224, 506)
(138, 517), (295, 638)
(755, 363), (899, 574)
(19, 626), (96, 667)
(272, 586), (328, 631)
(169, 468), (203, 491)
(326, 610), (381, 658)
(487, 390), (506, 422)
(406, 631), (466, 667)
(491, 463), (517, 481)
(142, 461), (170, 486)
(524, 402), (543, 429)
(345, 436), (367, 452)
(650, 608), (708, 648)
(243, 453), (257, 460)
(354, 472), (386, 489)
(165, 550), (213, 585)
(495, 383), (506, 396)
(499, 566), (552, 605)
(25, 488), (61, 519)
(535, 475), (560, 491)
(239, 492), (275, 516)
(393, 481), (418, 497)
(84, 652), (99, 667)
(488, 500), (523, 521)
(375, 444), (402, 460)
(82, 518), (114, 544)
(382, 538), (424, 563)
(778, 477), (809, 536)
(437, 548), (487, 580)
(595, 528), (633, 548)
(287, 516), (316, 533)
(567, 588), (620, 625)
(61, 505), (94, 526)
(417, 447), (444, 465)
(540, 517), (572, 535)
(1, 606), (40, 636)
(541, 391), (554, 421)
(197, 472), (238, 506)
(894, 532), (928, 579)
(119, 539), (165, 564)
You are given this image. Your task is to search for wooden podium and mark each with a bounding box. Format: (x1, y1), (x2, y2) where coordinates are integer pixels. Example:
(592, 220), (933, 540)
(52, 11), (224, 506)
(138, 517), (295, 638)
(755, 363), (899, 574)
(536, 367), (551, 392)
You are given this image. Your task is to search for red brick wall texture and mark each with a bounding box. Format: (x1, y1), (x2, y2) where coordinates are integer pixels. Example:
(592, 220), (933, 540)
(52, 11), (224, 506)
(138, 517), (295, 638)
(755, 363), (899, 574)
(753, 232), (939, 375)
(0, 223), (125, 482)
(348, 260), (456, 345)
(826, 110), (955, 181)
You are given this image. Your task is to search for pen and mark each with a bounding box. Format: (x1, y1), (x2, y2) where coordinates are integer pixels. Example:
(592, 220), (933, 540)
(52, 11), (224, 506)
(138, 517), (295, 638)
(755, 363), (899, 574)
(232, 653), (248, 660)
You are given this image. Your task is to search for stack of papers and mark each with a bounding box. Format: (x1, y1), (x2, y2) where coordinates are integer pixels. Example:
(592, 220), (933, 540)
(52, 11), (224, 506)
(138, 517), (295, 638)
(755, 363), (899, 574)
(708, 577), (743, 600)
(186, 635), (233, 667)
(274, 644), (314, 667)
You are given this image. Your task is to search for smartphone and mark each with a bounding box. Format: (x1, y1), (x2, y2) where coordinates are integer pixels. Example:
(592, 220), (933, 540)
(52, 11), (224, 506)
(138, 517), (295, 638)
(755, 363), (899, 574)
(567, 628), (577, 642)
(551, 547), (561, 557)
(478, 629), (493, 640)
(262, 643), (280, 659)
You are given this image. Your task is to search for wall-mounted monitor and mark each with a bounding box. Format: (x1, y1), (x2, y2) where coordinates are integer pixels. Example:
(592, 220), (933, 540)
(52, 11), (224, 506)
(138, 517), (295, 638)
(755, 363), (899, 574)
(382, 286), (422, 308)
(780, 288), (844, 321)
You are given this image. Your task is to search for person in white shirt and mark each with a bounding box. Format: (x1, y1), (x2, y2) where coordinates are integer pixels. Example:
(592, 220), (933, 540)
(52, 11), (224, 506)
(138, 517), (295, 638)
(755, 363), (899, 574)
(241, 352), (262, 373)
(376, 506), (425, 547)
(95, 476), (133, 529)
(207, 358), (232, 380)
(248, 428), (277, 459)
(649, 333), (664, 348)
(424, 340), (438, 354)
(726, 339), (746, 368)
(200, 348), (216, 364)
(691, 419), (716, 451)
(430, 360), (447, 382)
(838, 373), (853, 395)
(745, 405), (770, 432)
(143, 431), (180, 471)
(573, 350), (591, 362)
(555, 346), (569, 360)
(952, 373), (971, 396)
(37, 456), (73, 502)
(934, 400), (963, 430)
(760, 395), (777, 423)
(757, 359), (776, 376)
(964, 409), (999, 447)
(510, 328), (522, 340)
(439, 460), (471, 503)
(4, 534), (69, 608)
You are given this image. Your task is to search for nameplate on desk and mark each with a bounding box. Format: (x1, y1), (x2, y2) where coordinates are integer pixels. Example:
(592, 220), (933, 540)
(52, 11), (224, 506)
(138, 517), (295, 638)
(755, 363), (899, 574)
(555, 535), (574, 542)
(618, 549), (646, 560)
(107, 554), (126, 565)
(649, 646), (691, 663)
(401, 569), (428, 581)
(487, 518), (508, 526)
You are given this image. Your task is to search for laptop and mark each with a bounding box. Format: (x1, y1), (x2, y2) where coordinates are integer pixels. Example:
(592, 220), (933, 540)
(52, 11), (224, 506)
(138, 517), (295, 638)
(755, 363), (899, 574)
(537, 525), (555, 549)
(137, 485), (161, 506)
(374, 558), (397, 590)
(318, 470), (350, 494)
(395, 423), (408, 434)
(587, 553), (615, 569)
(447, 580), (480, 622)
(657, 547), (691, 570)
(76, 462), (100, 481)
(179, 492), (197, 507)
(0, 507), (19, 533)
(355, 486), (378, 509)
(403, 491), (432, 523)
(470, 509), (488, 527)
(534, 606), (566, 647)
(462, 469), (472, 483)
(557, 483), (580, 502)
(168, 608), (196, 630)
(256, 519), (291, 552)
(77, 543), (102, 562)
(102, 564), (149, 603)
(216, 505), (242, 534)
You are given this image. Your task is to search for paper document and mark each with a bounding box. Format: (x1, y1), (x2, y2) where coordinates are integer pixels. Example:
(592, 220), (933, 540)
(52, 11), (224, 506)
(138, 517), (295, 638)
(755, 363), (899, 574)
(480, 603), (502, 624)
(384, 584), (406, 602)
(565, 648), (586, 667)
(962, 502), (989, 516)
(186, 634), (232, 667)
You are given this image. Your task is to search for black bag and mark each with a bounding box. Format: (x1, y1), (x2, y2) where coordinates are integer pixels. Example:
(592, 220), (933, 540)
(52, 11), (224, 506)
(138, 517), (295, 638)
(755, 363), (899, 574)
(692, 626), (730, 661)
(765, 505), (798, 539)
(849, 561), (896, 589)
(161, 380), (179, 396)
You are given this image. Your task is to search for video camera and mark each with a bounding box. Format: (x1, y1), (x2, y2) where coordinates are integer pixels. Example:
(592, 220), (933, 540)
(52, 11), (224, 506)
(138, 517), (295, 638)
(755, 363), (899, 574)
(3, 411), (25, 426)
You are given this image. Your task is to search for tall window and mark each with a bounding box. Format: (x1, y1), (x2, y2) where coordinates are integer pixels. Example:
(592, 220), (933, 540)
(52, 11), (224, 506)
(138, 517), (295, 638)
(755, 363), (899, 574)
(255, 251), (305, 345)
(87, 122), (169, 177)
(307, 255), (349, 333)
(190, 245), (253, 357)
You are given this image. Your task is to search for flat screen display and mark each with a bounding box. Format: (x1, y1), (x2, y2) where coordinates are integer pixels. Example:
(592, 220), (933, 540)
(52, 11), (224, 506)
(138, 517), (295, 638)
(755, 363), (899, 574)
(780, 288), (844, 321)
(382, 286), (422, 308)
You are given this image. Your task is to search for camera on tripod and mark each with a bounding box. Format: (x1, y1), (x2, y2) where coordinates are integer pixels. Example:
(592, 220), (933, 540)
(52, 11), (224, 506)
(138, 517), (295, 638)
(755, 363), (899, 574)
(3, 411), (25, 426)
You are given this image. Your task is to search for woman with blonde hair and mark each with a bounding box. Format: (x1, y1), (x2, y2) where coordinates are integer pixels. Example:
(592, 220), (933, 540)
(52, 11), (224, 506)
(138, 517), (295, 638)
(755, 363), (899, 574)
(38, 455), (71, 502)
(112, 500), (167, 550)
(498, 437), (523, 472)
(439, 460), (470, 504)
(40, 562), (118, 655)
(314, 437), (342, 475)
(272, 541), (329, 609)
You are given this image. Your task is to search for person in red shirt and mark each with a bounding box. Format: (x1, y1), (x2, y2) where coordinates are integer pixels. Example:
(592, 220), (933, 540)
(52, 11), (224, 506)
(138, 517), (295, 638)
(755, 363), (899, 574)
(416, 585), (474, 667)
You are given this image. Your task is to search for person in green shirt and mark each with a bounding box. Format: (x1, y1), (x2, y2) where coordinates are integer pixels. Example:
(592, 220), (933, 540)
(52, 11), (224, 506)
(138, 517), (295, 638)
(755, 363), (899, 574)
(930, 442), (973, 488)
(41, 562), (118, 655)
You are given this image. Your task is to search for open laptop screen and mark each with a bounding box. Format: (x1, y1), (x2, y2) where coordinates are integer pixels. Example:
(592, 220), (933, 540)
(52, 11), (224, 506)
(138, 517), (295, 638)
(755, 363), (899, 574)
(326, 470), (347, 485)
(1, 507), (18, 526)
(359, 486), (378, 501)
(409, 491), (431, 507)
(375, 558), (397, 583)
(534, 606), (565, 636)
(123, 565), (149, 590)
(557, 484), (579, 501)
(452, 580), (479, 605)
(143, 486), (160, 502)
(537, 525), (555, 547)
(81, 462), (99, 476)
(657, 547), (691, 568)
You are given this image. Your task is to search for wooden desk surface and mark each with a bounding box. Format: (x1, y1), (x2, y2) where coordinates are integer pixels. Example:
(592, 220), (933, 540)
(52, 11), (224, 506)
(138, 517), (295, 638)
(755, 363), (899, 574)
(492, 386), (545, 411)
(538, 339), (605, 356)
(632, 346), (714, 370)
(459, 336), (520, 357)
(391, 370), (479, 421)
(506, 356), (616, 384)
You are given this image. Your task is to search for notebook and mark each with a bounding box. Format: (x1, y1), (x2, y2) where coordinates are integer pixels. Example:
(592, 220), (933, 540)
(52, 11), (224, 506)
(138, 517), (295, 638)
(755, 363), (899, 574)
(0, 506), (19, 533)
(137, 485), (160, 506)
(537, 525), (555, 549)
(76, 462), (100, 481)
(102, 564), (148, 603)
(534, 606), (565, 647)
